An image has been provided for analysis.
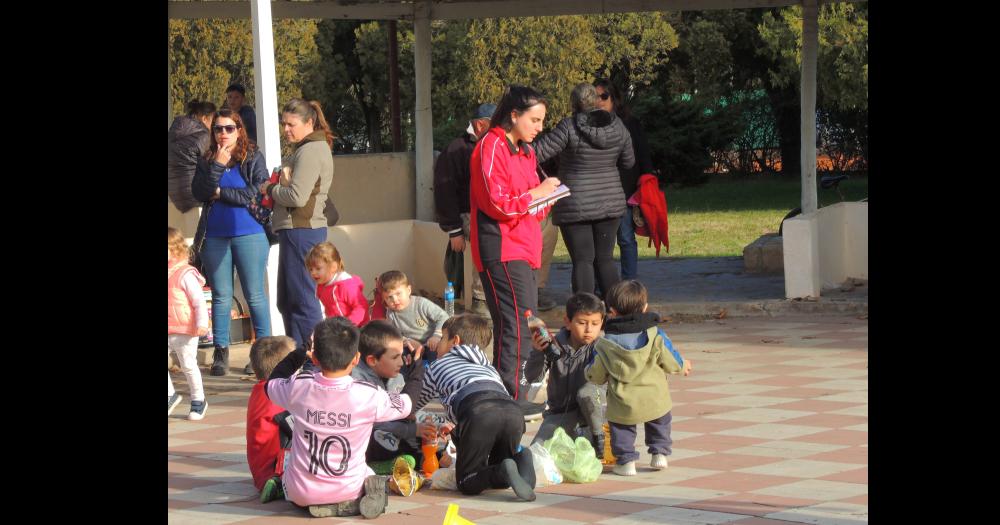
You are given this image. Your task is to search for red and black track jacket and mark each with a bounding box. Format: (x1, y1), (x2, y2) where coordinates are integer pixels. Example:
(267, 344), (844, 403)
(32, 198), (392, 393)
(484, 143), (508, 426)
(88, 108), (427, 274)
(469, 126), (549, 272)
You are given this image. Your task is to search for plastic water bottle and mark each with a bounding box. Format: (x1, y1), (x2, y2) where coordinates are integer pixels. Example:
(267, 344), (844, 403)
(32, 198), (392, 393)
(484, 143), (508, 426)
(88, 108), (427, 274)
(444, 281), (455, 316)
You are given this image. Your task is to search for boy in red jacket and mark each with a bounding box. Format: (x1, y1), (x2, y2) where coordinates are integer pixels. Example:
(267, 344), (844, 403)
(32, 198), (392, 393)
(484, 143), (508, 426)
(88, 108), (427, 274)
(245, 335), (297, 503)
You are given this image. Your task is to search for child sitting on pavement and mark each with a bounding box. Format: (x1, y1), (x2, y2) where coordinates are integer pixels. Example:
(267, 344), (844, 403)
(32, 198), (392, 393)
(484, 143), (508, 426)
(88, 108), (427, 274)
(307, 242), (370, 327)
(414, 314), (537, 501)
(528, 292), (607, 454)
(245, 335), (297, 503)
(266, 317), (413, 518)
(585, 280), (692, 476)
(371, 270), (448, 360)
(350, 320), (430, 473)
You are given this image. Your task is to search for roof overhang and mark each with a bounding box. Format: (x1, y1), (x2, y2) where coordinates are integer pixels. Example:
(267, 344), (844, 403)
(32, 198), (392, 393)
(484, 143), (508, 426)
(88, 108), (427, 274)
(167, 0), (859, 21)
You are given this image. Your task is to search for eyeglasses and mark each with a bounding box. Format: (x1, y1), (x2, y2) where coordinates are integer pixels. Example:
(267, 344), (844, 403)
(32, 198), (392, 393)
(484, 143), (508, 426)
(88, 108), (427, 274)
(598, 93), (611, 101)
(213, 125), (239, 134)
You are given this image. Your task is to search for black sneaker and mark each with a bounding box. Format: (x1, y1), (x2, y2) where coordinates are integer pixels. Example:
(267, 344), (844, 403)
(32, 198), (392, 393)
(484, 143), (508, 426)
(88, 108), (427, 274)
(518, 401), (545, 422)
(243, 363), (254, 375)
(499, 458), (536, 501)
(359, 475), (389, 519)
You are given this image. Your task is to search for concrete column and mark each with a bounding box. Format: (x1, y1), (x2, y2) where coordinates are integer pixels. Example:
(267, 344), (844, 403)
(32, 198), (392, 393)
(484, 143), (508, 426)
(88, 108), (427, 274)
(800, 0), (819, 215)
(413, 2), (435, 221)
(251, 0), (285, 335)
(782, 213), (821, 299)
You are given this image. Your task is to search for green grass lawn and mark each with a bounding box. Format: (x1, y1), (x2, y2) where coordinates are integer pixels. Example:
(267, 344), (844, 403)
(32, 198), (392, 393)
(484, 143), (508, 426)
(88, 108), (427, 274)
(551, 175), (868, 262)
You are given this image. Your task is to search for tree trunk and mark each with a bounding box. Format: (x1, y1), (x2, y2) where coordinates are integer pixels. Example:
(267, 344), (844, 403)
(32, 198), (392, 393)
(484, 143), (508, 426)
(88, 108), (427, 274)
(769, 87), (801, 178)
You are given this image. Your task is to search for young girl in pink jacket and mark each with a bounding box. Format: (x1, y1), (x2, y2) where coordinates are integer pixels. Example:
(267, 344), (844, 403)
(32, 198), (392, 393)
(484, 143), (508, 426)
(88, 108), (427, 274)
(307, 242), (370, 327)
(168, 227), (209, 420)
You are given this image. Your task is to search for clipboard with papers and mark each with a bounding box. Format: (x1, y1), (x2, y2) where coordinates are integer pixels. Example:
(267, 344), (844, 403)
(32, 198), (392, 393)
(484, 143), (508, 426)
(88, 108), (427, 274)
(528, 184), (570, 215)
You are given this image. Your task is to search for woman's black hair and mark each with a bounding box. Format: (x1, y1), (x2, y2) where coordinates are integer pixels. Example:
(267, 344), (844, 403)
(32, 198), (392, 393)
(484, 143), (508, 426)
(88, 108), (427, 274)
(593, 78), (630, 120)
(489, 84), (548, 132)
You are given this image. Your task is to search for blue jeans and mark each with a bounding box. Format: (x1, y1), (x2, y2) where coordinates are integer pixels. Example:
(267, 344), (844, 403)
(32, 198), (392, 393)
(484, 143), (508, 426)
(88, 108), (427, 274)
(277, 228), (327, 350)
(201, 233), (272, 348)
(617, 208), (639, 280)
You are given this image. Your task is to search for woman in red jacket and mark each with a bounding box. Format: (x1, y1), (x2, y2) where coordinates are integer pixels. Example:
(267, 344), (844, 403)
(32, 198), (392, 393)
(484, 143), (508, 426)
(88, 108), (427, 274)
(470, 85), (561, 410)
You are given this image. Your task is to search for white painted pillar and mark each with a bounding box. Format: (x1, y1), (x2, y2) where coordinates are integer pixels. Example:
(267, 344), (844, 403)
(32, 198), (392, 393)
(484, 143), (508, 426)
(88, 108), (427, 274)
(782, 214), (821, 299)
(783, 0), (823, 300)
(413, 2), (435, 221)
(800, 0), (819, 215)
(251, 0), (285, 335)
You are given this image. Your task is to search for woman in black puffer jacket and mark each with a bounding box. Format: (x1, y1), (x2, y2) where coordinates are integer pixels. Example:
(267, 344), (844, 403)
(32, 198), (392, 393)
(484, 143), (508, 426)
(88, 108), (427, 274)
(168, 101), (216, 213)
(533, 83), (635, 296)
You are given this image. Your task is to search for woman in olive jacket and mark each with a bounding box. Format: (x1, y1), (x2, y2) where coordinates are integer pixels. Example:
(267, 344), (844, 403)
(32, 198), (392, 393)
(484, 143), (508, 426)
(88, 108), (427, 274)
(532, 83), (634, 296)
(260, 99), (336, 356)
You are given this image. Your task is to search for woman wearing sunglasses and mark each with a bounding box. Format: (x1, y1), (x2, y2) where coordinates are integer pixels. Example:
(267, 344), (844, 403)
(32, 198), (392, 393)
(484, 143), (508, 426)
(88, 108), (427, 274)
(259, 99), (336, 366)
(192, 108), (273, 376)
(532, 82), (634, 297)
(593, 78), (656, 282)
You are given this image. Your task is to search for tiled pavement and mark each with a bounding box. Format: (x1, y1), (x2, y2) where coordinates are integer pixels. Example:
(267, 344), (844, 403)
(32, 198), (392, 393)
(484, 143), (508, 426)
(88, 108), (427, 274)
(168, 314), (867, 524)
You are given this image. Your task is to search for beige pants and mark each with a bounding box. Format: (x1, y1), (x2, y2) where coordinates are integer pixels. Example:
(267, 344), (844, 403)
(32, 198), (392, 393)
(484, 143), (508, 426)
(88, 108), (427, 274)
(537, 213), (559, 289)
(460, 213), (487, 301)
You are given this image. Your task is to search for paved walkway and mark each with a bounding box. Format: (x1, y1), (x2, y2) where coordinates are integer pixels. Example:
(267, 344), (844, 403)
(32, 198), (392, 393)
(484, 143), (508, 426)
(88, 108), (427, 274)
(542, 257), (867, 319)
(168, 314), (867, 524)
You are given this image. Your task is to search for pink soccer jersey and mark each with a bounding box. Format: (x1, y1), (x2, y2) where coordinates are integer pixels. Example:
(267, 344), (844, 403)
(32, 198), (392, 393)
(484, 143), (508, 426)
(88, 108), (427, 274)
(267, 371), (412, 506)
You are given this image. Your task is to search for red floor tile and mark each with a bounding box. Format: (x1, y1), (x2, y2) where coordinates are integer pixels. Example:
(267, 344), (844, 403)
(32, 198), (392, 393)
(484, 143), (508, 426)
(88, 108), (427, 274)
(670, 453), (786, 471)
(521, 497), (660, 522)
(793, 430), (868, 447)
(673, 472), (801, 493)
(170, 441), (247, 456)
(685, 435), (769, 452)
(671, 403), (743, 418)
(767, 399), (861, 413)
(675, 418), (758, 434)
(745, 375), (823, 387)
(802, 446), (868, 464)
(538, 479), (656, 497)
(762, 387), (850, 399)
(778, 414), (868, 429)
(819, 466), (867, 484)
(679, 491), (821, 517)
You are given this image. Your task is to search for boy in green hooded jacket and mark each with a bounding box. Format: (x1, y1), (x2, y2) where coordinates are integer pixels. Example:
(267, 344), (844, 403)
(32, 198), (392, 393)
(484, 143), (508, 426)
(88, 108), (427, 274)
(585, 280), (692, 476)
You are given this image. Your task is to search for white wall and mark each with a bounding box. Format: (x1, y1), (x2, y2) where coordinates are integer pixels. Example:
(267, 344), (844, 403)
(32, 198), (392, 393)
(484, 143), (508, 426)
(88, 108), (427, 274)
(783, 201), (868, 298)
(325, 220), (449, 302)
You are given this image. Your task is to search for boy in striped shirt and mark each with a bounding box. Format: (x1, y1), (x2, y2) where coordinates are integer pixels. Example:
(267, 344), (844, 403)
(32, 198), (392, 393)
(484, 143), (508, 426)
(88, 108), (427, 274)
(415, 314), (536, 501)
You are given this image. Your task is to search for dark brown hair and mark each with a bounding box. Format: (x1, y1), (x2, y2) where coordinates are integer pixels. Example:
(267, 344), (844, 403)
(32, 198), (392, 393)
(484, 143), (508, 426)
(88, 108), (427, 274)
(605, 279), (647, 315)
(204, 107), (252, 168)
(489, 85), (548, 132)
(442, 314), (492, 349)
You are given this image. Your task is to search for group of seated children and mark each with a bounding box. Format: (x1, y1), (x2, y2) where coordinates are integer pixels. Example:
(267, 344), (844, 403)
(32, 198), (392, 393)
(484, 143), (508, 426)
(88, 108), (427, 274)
(234, 272), (691, 517)
(308, 242), (449, 364)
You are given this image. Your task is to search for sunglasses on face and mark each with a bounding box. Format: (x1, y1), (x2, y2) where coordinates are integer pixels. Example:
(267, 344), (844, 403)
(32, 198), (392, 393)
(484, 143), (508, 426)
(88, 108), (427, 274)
(598, 93), (611, 101)
(213, 125), (239, 134)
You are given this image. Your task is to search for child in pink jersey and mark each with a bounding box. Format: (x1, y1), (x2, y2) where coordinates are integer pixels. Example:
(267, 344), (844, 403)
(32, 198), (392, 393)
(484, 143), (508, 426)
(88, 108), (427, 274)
(266, 316), (412, 518)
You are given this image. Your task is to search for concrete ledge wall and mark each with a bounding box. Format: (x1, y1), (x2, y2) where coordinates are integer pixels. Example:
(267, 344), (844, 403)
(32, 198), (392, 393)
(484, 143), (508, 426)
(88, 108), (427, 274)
(331, 152), (416, 225)
(325, 220), (448, 301)
(817, 202), (868, 288)
(783, 201), (868, 298)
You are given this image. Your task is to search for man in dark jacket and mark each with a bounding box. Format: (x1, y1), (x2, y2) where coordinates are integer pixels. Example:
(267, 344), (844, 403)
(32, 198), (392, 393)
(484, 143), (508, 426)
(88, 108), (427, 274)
(168, 101), (216, 214)
(226, 83), (257, 143)
(434, 103), (495, 316)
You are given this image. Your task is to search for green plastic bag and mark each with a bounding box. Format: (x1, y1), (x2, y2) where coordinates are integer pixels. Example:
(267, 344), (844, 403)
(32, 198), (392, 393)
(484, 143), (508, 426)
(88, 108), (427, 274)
(543, 427), (602, 483)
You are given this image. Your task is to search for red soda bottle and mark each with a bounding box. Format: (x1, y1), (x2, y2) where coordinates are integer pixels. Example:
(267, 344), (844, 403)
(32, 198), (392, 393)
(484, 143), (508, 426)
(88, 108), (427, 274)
(261, 167), (280, 208)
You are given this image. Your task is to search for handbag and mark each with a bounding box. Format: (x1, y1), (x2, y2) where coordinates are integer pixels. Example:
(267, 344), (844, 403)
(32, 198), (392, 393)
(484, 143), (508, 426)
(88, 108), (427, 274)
(241, 155), (279, 245)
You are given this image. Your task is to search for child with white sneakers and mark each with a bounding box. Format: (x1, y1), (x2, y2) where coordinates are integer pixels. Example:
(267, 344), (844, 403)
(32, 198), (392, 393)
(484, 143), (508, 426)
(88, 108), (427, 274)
(167, 227), (209, 420)
(585, 280), (692, 476)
